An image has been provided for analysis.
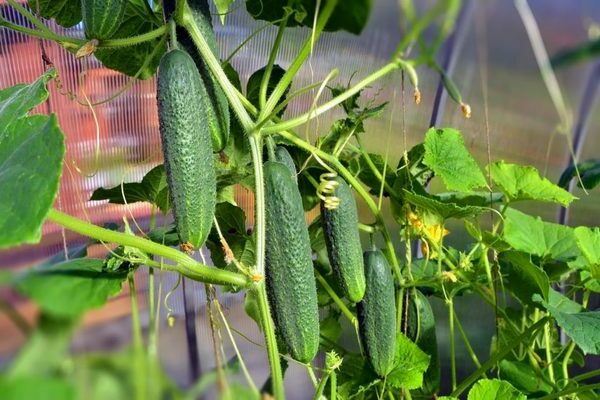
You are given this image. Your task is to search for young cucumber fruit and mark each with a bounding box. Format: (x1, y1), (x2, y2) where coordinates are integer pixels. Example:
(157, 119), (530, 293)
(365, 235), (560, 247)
(264, 161), (319, 363)
(81, 0), (129, 40)
(321, 177), (365, 302)
(357, 250), (396, 376)
(274, 146), (297, 182)
(407, 289), (440, 395)
(178, 0), (230, 152)
(157, 49), (216, 250)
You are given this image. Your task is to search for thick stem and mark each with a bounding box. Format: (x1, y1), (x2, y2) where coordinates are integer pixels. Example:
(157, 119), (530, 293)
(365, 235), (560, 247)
(47, 209), (249, 287)
(128, 273), (146, 400)
(260, 0), (339, 119)
(538, 384), (600, 400)
(259, 10), (290, 109)
(448, 297), (457, 391)
(99, 25), (167, 48)
(262, 62), (400, 133)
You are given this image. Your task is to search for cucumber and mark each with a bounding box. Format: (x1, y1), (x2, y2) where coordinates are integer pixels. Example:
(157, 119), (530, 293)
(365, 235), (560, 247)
(321, 177), (365, 302)
(357, 250), (396, 376)
(157, 49), (216, 250)
(274, 146), (297, 182)
(407, 290), (440, 395)
(264, 161), (319, 363)
(81, 0), (128, 40)
(177, 0), (230, 152)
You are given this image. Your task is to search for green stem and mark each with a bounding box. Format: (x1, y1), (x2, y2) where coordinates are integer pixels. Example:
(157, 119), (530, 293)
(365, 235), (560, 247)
(355, 135), (400, 200)
(0, 298), (31, 336)
(128, 273), (146, 400)
(538, 383), (600, 400)
(330, 371), (337, 400)
(315, 272), (357, 327)
(99, 25), (168, 48)
(262, 62), (400, 133)
(544, 320), (556, 384)
(454, 311), (484, 371)
(179, 4), (254, 132)
(254, 283), (285, 399)
(46, 209), (249, 287)
(573, 368), (600, 382)
(451, 317), (549, 398)
(223, 22), (276, 64)
(260, 0), (339, 119)
(7, 0), (52, 34)
(313, 372), (330, 400)
(0, 17), (83, 48)
(259, 8), (290, 109)
(392, 0), (448, 58)
(448, 297), (457, 391)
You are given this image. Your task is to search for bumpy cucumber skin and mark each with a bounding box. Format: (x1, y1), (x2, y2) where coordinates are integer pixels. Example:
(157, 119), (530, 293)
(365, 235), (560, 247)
(408, 290), (440, 395)
(177, 0), (230, 152)
(81, 0), (128, 40)
(274, 146), (297, 182)
(157, 49), (216, 250)
(321, 178), (365, 302)
(264, 161), (319, 363)
(357, 250), (396, 376)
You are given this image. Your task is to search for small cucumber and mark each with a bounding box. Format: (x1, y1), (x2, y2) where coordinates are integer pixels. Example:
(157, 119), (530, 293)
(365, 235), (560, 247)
(407, 290), (440, 395)
(157, 49), (216, 250)
(264, 161), (319, 363)
(321, 177), (365, 302)
(357, 250), (396, 376)
(178, 0), (230, 152)
(81, 0), (128, 40)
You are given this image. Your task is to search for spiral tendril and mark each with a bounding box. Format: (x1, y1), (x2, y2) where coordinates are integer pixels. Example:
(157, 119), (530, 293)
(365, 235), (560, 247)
(317, 172), (341, 210)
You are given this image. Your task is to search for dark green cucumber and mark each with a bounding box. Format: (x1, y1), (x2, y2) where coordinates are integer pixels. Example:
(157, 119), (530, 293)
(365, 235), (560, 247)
(264, 161), (319, 363)
(357, 250), (396, 376)
(321, 178), (365, 302)
(81, 0), (128, 40)
(274, 146), (297, 183)
(177, 0), (230, 152)
(157, 49), (216, 250)
(407, 290), (440, 395)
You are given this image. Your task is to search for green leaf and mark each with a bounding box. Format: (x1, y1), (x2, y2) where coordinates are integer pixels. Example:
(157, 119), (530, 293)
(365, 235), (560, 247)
(246, 65), (289, 117)
(489, 161), (576, 206)
(498, 360), (552, 395)
(387, 332), (430, 390)
(547, 288), (583, 313)
(467, 379), (527, 400)
(27, 0), (81, 28)
(245, 0), (372, 35)
(403, 190), (487, 220)
(435, 191), (504, 207)
(15, 259), (127, 318)
(320, 312), (342, 345)
(94, 4), (166, 79)
(213, 0), (235, 24)
(558, 159), (600, 190)
(90, 165), (170, 214)
(499, 251), (549, 306)
(503, 208), (579, 262)
(574, 227), (600, 279)
(534, 294), (600, 355)
(147, 224), (180, 246)
(0, 70), (65, 249)
(551, 38), (600, 68)
(423, 128), (486, 192)
(0, 376), (76, 400)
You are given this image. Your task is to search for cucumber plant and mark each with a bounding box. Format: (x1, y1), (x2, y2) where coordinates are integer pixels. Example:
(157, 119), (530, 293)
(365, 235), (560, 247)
(0, 1), (599, 400)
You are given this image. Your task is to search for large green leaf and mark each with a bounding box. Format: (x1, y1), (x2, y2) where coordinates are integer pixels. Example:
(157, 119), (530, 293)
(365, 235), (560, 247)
(403, 190), (487, 220)
(94, 3), (166, 79)
(245, 0), (372, 35)
(503, 208), (579, 262)
(0, 70), (64, 249)
(27, 0), (81, 28)
(387, 333), (430, 390)
(15, 259), (127, 318)
(423, 128), (486, 192)
(90, 165), (170, 214)
(574, 227), (600, 279)
(534, 294), (600, 355)
(499, 251), (549, 306)
(489, 161), (576, 206)
(0, 376), (76, 400)
(467, 379), (526, 400)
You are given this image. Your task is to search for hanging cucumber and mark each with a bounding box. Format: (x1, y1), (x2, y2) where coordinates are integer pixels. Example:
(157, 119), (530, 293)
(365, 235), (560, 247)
(407, 290), (440, 396)
(357, 250), (396, 376)
(157, 49), (216, 251)
(264, 161), (319, 363)
(321, 177), (365, 302)
(274, 146), (297, 182)
(178, 0), (230, 152)
(81, 0), (129, 40)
